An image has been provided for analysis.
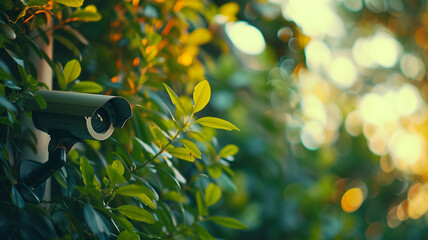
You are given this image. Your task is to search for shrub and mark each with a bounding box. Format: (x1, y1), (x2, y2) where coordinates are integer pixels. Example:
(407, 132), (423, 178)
(0, 0), (245, 239)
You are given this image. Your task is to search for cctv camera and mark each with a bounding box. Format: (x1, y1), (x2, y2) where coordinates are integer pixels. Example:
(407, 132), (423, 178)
(29, 90), (132, 141)
(19, 90), (132, 199)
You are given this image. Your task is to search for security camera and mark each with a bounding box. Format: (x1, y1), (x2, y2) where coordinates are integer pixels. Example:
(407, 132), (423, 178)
(19, 90), (132, 201)
(29, 90), (132, 141)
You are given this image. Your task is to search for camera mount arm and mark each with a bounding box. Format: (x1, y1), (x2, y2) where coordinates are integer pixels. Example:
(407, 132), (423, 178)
(19, 133), (80, 201)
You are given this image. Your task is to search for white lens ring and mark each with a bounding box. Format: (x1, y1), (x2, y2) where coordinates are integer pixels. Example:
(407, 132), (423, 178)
(86, 116), (114, 140)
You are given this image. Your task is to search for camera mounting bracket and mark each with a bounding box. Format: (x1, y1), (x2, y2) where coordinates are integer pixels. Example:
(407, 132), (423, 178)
(19, 133), (80, 202)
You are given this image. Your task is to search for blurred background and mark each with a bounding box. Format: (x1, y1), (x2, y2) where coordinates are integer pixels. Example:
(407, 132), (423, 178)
(205, 0), (428, 239)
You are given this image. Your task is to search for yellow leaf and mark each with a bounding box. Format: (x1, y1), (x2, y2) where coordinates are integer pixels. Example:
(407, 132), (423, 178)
(205, 183), (222, 207)
(193, 80), (211, 113)
(116, 184), (157, 210)
(168, 147), (195, 162)
(84, 5), (97, 13)
(219, 2), (240, 21)
(149, 124), (168, 148)
(188, 62), (205, 81)
(180, 139), (201, 158)
(179, 95), (194, 115)
(163, 83), (185, 114)
(163, 191), (187, 203)
(195, 117), (239, 131)
(188, 28), (212, 45)
(178, 46), (198, 66)
(64, 59), (81, 85)
(53, 0), (83, 7)
(207, 165), (222, 179)
(219, 144), (239, 158)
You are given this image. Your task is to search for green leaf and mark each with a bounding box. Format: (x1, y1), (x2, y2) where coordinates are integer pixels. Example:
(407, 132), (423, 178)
(63, 25), (89, 45)
(136, 179), (159, 201)
(149, 124), (168, 148)
(163, 191), (186, 203)
(116, 185), (157, 210)
(179, 139), (201, 158)
(147, 32), (162, 46)
(27, 0), (49, 7)
(80, 156), (94, 187)
(163, 83), (185, 115)
(114, 217), (134, 232)
(0, 65), (13, 81)
(115, 205), (156, 224)
(83, 204), (110, 235)
(33, 94), (47, 109)
(219, 144), (239, 158)
(216, 173), (237, 193)
(55, 63), (66, 90)
(71, 81), (103, 93)
(196, 190), (208, 216)
(55, 36), (81, 59)
(53, 171), (69, 189)
(208, 216), (248, 230)
(158, 168), (181, 190)
(11, 185), (25, 209)
(193, 80), (211, 113)
(36, 27), (50, 44)
(63, 59), (81, 84)
(0, 21), (15, 40)
(195, 117), (239, 131)
(53, 0), (83, 7)
(207, 165), (222, 179)
(0, 95), (17, 112)
(154, 202), (175, 233)
(5, 49), (24, 68)
(194, 223), (216, 240)
(102, 210), (134, 232)
(103, 177), (110, 187)
(205, 183), (222, 207)
(70, 5), (102, 22)
(112, 160), (125, 176)
(133, 137), (155, 160)
(93, 177), (101, 190)
(107, 165), (126, 187)
(118, 230), (140, 240)
(167, 147), (195, 162)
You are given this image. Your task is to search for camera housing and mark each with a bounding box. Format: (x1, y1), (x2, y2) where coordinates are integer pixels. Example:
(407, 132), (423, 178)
(29, 90), (132, 141)
(19, 90), (132, 201)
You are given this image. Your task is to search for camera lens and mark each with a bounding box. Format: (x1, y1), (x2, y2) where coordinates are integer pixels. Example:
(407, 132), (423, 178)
(91, 108), (111, 133)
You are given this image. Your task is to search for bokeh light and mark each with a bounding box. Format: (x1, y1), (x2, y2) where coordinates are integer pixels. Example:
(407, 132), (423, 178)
(271, 0), (428, 231)
(341, 187), (364, 213)
(305, 40), (331, 71)
(327, 55), (358, 89)
(400, 53), (425, 80)
(281, 0), (344, 38)
(225, 21), (266, 55)
(352, 31), (402, 69)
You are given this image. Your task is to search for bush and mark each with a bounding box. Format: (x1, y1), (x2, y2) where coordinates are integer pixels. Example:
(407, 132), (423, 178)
(0, 0), (245, 239)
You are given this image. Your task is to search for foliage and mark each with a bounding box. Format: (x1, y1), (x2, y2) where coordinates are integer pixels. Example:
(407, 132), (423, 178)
(4, 0), (428, 239)
(0, 0), (246, 239)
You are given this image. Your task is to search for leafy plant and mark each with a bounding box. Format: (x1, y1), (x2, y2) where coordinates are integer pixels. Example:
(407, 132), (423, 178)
(0, 0), (246, 239)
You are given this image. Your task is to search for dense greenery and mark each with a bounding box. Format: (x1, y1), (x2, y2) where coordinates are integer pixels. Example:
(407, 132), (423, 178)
(3, 0), (428, 239)
(0, 0), (246, 239)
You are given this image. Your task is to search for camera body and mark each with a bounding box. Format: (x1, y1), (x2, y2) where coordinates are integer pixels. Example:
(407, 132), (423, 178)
(20, 90), (133, 198)
(29, 90), (132, 141)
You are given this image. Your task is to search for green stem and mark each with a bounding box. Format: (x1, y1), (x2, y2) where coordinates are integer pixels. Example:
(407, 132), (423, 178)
(137, 108), (195, 170)
(138, 128), (183, 169)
